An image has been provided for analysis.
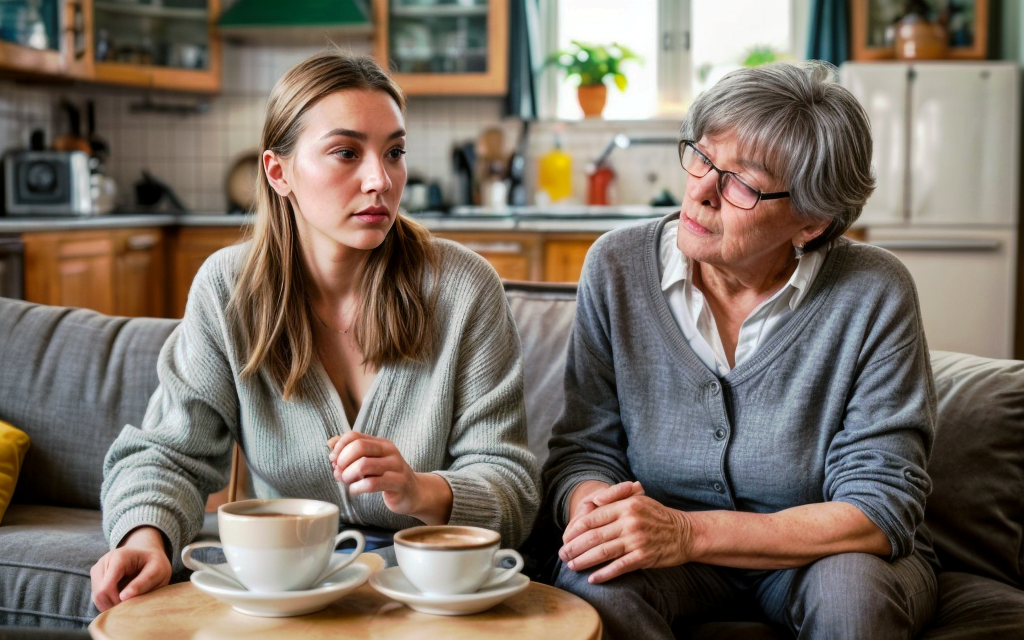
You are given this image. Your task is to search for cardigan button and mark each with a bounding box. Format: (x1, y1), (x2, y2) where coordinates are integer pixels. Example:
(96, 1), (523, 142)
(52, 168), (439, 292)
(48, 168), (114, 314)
(708, 381), (721, 395)
(713, 482), (724, 493)
(714, 428), (727, 440)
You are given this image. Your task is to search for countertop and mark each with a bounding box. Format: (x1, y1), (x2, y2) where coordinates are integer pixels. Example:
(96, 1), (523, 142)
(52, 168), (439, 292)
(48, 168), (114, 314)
(0, 213), (246, 233)
(0, 206), (677, 234)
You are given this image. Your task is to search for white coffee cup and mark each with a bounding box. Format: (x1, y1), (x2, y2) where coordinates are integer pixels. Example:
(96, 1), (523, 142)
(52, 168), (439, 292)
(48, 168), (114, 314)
(393, 525), (524, 596)
(181, 498), (365, 593)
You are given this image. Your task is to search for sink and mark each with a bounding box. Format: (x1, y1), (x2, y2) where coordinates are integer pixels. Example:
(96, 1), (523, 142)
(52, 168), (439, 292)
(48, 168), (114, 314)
(448, 205), (677, 218)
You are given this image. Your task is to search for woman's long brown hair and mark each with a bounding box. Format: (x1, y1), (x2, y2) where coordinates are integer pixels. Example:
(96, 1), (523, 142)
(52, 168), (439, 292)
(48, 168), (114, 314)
(229, 51), (437, 400)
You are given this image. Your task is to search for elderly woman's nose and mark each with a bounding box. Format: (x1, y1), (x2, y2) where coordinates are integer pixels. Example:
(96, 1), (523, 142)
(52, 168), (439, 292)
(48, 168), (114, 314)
(686, 170), (719, 206)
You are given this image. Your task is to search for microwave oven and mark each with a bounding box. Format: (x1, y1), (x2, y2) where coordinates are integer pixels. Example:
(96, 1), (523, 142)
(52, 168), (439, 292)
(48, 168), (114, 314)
(2, 150), (93, 216)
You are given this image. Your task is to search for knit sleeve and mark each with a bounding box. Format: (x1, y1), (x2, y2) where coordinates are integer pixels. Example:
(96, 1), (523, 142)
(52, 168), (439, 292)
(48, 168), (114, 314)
(824, 253), (935, 561)
(543, 238), (635, 530)
(432, 258), (541, 548)
(101, 254), (239, 566)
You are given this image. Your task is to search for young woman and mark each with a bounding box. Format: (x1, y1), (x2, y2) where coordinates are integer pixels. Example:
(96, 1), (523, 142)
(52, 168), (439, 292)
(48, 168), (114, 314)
(90, 51), (539, 611)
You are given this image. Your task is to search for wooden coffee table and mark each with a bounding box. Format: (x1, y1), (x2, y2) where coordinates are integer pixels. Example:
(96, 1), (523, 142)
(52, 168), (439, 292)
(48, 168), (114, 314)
(88, 555), (601, 640)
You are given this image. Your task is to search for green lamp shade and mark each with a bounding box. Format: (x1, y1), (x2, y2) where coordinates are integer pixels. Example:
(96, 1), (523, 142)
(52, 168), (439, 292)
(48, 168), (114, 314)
(219, 0), (369, 28)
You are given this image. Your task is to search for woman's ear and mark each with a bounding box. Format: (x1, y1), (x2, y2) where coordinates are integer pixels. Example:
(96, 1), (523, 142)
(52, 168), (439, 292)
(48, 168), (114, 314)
(263, 150), (291, 197)
(796, 219), (831, 249)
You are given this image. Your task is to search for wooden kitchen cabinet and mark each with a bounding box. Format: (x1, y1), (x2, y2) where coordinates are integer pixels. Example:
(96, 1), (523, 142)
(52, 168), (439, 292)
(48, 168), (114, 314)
(169, 226), (245, 318)
(92, 0), (222, 92)
(433, 231), (602, 284)
(544, 235), (600, 283)
(112, 228), (166, 318)
(0, 0), (71, 77)
(0, 0), (218, 91)
(372, 0), (508, 95)
(23, 227), (165, 317)
(433, 231), (542, 281)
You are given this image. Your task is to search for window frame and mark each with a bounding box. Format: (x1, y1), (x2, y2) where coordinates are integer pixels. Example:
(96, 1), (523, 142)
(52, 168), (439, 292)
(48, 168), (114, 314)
(536, 0), (806, 121)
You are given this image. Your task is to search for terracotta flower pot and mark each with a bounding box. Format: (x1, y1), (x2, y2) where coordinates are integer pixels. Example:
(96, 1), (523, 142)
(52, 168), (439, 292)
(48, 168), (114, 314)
(577, 84), (608, 118)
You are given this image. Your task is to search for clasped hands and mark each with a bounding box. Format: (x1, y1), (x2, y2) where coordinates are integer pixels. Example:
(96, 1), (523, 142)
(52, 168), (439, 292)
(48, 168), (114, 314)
(327, 431), (452, 524)
(560, 480), (700, 584)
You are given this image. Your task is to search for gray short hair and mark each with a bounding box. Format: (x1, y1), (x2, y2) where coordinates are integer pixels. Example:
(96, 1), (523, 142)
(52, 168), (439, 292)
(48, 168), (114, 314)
(680, 61), (874, 251)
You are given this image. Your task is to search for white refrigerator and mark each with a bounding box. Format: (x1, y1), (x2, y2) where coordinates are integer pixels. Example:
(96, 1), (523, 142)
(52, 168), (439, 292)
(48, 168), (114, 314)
(840, 61), (1020, 359)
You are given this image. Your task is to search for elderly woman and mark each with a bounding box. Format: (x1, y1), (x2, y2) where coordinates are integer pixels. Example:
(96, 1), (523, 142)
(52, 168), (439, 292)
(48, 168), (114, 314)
(544, 61), (938, 639)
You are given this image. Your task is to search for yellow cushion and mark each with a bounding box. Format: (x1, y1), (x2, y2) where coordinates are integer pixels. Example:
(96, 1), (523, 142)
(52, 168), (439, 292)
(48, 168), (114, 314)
(0, 420), (30, 525)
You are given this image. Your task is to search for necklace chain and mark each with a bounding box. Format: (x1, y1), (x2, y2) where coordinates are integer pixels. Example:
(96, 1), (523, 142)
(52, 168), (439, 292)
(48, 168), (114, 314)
(311, 305), (351, 334)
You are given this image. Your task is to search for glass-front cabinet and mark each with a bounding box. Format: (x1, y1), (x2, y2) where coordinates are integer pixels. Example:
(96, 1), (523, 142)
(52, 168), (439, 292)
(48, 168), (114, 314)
(0, 0), (219, 91)
(0, 0), (64, 75)
(92, 0), (220, 91)
(373, 0), (507, 95)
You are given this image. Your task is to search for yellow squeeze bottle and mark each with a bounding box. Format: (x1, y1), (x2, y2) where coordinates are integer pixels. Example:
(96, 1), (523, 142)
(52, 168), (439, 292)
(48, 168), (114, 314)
(538, 139), (572, 203)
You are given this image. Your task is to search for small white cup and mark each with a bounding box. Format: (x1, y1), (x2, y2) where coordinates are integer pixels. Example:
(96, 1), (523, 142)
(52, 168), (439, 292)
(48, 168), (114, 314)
(181, 498), (365, 593)
(393, 525), (523, 596)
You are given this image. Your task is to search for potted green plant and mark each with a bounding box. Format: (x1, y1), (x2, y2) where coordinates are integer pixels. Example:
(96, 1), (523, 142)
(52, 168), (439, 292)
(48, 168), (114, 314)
(544, 40), (641, 118)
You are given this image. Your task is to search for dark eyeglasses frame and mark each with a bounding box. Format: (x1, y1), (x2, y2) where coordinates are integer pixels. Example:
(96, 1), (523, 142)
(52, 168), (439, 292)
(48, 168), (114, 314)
(678, 140), (791, 210)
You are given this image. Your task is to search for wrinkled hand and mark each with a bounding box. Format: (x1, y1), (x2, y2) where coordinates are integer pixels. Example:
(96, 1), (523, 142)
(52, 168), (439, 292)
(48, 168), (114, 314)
(570, 480), (645, 522)
(328, 432), (449, 521)
(560, 483), (698, 584)
(90, 526), (172, 612)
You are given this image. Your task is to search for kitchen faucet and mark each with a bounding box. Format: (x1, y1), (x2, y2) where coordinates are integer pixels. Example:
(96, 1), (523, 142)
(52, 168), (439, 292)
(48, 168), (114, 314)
(593, 134), (678, 167)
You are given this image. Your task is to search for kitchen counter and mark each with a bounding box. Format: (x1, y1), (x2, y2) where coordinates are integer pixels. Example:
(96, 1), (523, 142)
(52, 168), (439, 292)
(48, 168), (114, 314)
(0, 213), (253, 233)
(0, 206), (676, 234)
(413, 205), (675, 232)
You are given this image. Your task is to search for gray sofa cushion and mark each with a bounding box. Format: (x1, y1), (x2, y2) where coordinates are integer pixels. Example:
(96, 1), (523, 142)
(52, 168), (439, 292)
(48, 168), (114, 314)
(0, 505), (103, 628)
(0, 299), (177, 510)
(926, 351), (1024, 588)
(505, 282), (577, 468)
(920, 572), (1024, 639)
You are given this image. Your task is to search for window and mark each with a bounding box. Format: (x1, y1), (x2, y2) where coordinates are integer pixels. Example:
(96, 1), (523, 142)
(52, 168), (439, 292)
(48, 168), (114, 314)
(541, 0), (797, 120)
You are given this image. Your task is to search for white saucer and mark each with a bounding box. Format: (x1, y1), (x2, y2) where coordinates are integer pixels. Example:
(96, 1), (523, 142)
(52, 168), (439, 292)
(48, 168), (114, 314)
(190, 553), (381, 617)
(369, 566), (530, 616)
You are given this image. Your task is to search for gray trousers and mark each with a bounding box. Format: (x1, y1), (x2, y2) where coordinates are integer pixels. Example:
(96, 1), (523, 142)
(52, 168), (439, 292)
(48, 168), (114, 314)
(554, 550), (937, 640)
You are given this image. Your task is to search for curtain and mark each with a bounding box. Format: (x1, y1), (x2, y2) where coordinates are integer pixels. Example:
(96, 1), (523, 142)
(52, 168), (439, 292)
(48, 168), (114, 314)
(806, 0), (850, 66)
(505, 0), (540, 119)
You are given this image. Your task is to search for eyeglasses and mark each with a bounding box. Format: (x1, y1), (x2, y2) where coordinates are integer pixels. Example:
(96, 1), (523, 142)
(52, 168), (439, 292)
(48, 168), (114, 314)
(678, 140), (791, 210)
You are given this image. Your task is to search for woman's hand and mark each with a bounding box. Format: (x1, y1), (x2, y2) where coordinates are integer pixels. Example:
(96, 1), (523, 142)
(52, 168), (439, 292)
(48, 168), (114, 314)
(90, 526), (172, 612)
(328, 432), (453, 524)
(560, 483), (698, 584)
(569, 480), (644, 522)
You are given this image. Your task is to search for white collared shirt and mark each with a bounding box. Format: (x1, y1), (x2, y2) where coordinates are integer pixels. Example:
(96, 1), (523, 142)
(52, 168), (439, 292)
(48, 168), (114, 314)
(658, 220), (827, 376)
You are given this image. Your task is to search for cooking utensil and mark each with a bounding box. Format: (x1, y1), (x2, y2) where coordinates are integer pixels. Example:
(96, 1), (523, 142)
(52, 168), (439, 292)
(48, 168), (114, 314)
(451, 142), (476, 206)
(85, 100), (110, 161)
(53, 100), (91, 154)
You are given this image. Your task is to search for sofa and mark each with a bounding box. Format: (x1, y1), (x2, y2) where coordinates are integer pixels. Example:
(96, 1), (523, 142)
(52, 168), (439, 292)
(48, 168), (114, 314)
(1, 283), (1022, 638)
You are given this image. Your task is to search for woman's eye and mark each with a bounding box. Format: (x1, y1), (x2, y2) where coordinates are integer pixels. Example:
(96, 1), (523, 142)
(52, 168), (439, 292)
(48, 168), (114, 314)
(387, 147), (407, 160)
(334, 149), (357, 160)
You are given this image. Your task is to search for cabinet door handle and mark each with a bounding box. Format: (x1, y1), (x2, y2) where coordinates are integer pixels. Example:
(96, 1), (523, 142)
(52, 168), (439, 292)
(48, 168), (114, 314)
(126, 235), (158, 251)
(871, 239), (1000, 252)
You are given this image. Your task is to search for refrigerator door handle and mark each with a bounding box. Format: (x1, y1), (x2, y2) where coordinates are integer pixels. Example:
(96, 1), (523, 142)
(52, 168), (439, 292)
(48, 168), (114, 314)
(870, 239), (1001, 252)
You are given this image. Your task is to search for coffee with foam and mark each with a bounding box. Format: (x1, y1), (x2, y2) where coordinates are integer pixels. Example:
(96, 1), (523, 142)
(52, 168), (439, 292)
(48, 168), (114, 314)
(393, 525), (522, 595)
